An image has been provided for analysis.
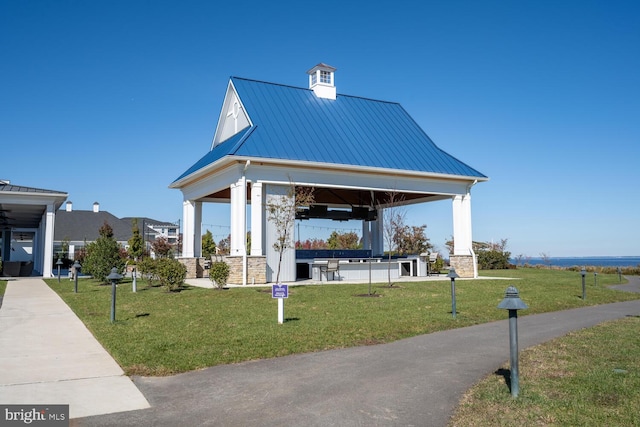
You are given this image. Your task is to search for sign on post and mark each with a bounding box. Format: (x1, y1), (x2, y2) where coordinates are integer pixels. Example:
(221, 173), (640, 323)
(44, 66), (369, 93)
(272, 284), (288, 324)
(272, 284), (289, 299)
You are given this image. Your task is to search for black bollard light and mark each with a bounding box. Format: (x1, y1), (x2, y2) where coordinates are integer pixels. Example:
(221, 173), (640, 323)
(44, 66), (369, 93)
(594, 272), (598, 286)
(447, 268), (459, 319)
(498, 286), (528, 398)
(106, 267), (123, 323)
(72, 260), (81, 293)
(56, 258), (63, 283)
(581, 268), (586, 300)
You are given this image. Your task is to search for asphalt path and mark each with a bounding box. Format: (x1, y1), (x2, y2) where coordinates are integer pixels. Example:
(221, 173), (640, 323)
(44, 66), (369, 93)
(75, 277), (640, 427)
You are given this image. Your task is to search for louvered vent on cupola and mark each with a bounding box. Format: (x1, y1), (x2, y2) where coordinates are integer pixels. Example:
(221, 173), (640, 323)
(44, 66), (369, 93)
(307, 63), (337, 100)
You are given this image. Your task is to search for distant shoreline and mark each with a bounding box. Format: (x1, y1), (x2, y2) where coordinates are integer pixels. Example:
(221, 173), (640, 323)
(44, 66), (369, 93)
(511, 256), (640, 268)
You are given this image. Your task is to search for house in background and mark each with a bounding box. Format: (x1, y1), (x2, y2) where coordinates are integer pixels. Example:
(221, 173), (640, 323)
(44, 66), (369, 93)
(122, 217), (180, 246)
(55, 203), (181, 260)
(54, 201), (132, 260)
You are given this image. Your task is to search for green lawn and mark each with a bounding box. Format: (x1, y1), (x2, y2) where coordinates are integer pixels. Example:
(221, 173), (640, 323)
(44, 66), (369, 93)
(449, 316), (640, 426)
(46, 268), (639, 376)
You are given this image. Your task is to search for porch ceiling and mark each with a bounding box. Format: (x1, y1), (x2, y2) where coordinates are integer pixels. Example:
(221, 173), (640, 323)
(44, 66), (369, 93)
(0, 203), (46, 229)
(203, 186), (443, 208)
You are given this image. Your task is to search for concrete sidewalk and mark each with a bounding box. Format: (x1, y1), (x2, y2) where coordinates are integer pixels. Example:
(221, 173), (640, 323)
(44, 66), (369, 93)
(76, 278), (640, 427)
(0, 278), (149, 419)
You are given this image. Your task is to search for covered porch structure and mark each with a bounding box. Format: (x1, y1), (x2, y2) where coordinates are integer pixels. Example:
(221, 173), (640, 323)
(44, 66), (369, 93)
(171, 68), (487, 282)
(0, 181), (68, 278)
(173, 159), (482, 283)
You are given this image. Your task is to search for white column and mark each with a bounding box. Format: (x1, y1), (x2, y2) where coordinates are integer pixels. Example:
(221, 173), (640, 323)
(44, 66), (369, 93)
(362, 221), (371, 252)
(370, 209), (384, 256)
(250, 182), (264, 256)
(34, 221), (43, 274)
(230, 178), (247, 256)
(1, 229), (10, 262)
(194, 201), (202, 257)
(182, 200), (195, 257)
(452, 193), (473, 255)
(42, 203), (56, 278)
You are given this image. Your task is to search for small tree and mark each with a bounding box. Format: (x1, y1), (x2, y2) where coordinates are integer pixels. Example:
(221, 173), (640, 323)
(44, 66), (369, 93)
(296, 238), (328, 249)
(379, 191), (406, 287)
(138, 257), (157, 286)
(266, 181), (314, 283)
(394, 224), (432, 255)
(83, 222), (125, 283)
(327, 231), (360, 249)
(151, 236), (173, 258)
(217, 235), (230, 255)
(128, 218), (144, 261)
(202, 230), (216, 259)
(540, 252), (552, 268)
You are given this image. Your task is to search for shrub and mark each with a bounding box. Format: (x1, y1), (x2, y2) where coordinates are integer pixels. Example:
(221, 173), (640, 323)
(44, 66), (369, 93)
(155, 258), (186, 292)
(477, 249), (511, 270)
(209, 261), (230, 289)
(432, 256), (444, 273)
(82, 222), (125, 283)
(138, 258), (157, 286)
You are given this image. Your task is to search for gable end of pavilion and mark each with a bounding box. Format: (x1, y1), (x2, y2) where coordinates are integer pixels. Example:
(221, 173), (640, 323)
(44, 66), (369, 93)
(211, 79), (252, 149)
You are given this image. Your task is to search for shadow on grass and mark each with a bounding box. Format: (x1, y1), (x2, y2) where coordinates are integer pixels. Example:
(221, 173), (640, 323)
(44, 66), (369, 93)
(494, 367), (512, 392)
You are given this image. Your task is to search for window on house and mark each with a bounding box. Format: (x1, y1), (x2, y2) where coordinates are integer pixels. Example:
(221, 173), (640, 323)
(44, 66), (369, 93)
(311, 73), (317, 86)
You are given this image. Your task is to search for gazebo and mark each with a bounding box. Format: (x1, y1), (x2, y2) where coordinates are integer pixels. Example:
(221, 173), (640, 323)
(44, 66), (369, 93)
(0, 181), (68, 277)
(170, 64), (487, 283)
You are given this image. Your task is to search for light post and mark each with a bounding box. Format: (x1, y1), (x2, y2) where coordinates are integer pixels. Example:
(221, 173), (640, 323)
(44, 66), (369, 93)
(132, 264), (137, 293)
(447, 268), (459, 319)
(106, 267), (123, 324)
(72, 260), (81, 293)
(56, 258), (63, 283)
(594, 272), (598, 286)
(581, 268), (586, 300)
(498, 286), (528, 398)
(617, 267), (622, 283)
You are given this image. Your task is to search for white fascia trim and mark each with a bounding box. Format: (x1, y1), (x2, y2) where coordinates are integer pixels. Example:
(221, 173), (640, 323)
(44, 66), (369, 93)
(0, 191), (68, 207)
(169, 155), (488, 191)
(249, 157), (489, 183)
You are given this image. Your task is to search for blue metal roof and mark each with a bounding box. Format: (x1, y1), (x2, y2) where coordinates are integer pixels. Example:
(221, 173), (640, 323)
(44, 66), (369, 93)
(174, 77), (486, 183)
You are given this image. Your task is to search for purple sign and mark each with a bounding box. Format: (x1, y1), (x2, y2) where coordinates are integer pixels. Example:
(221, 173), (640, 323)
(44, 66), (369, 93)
(272, 284), (288, 299)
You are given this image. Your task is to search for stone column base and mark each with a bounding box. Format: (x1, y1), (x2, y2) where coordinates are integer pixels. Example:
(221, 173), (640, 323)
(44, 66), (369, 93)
(178, 257), (207, 279)
(225, 255), (267, 285)
(450, 255), (475, 278)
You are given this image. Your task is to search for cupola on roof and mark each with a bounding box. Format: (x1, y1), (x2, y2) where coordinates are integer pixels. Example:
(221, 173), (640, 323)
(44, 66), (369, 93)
(307, 63), (336, 100)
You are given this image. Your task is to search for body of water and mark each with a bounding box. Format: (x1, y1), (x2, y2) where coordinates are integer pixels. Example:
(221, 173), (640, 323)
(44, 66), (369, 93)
(512, 256), (640, 268)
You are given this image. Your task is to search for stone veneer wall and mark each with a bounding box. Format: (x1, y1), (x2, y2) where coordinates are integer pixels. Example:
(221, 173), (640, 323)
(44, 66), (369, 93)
(449, 255), (475, 278)
(178, 257), (206, 279)
(225, 256), (267, 285)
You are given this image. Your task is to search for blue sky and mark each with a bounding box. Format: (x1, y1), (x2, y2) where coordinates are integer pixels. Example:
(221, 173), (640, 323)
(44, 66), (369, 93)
(2, 1), (639, 257)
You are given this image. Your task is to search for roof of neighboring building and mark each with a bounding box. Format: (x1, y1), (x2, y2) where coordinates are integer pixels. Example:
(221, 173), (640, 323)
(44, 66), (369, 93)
(122, 217), (179, 228)
(0, 182), (67, 195)
(55, 210), (133, 242)
(173, 77), (487, 183)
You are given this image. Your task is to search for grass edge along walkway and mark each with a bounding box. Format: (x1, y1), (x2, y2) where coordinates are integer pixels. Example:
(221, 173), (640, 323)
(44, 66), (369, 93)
(45, 268), (640, 376)
(448, 315), (640, 427)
